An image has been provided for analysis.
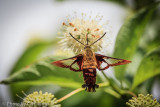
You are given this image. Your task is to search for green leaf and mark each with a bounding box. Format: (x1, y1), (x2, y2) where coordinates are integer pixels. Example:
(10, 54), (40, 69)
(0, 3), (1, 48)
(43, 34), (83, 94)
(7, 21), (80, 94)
(104, 0), (126, 5)
(132, 47), (160, 90)
(8, 38), (58, 101)
(1, 56), (84, 88)
(134, 0), (156, 10)
(10, 39), (57, 75)
(145, 19), (160, 53)
(1, 55), (103, 89)
(113, 2), (159, 81)
(138, 10), (160, 54)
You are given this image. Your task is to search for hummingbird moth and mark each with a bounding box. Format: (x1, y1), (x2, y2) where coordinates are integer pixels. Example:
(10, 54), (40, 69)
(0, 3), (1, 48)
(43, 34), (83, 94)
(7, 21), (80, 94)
(52, 32), (131, 92)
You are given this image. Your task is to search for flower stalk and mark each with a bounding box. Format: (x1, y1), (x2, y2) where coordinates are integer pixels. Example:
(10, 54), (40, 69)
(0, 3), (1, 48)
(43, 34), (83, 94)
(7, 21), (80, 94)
(57, 88), (84, 103)
(57, 82), (109, 103)
(101, 70), (137, 98)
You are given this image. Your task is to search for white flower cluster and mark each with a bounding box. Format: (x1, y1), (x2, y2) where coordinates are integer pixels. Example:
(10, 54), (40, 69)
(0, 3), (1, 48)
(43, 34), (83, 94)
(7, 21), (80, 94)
(126, 94), (160, 107)
(21, 91), (61, 107)
(58, 12), (109, 54)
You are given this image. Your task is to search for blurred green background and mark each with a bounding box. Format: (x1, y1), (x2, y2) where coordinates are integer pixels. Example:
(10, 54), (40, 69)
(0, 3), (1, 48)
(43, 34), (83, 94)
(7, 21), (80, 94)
(0, 0), (160, 107)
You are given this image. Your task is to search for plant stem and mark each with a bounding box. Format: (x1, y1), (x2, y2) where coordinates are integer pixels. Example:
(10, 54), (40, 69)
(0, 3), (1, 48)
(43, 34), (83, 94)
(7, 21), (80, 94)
(98, 82), (110, 87)
(101, 70), (137, 98)
(57, 88), (84, 103)
(57, 82), (109, 103)
(122, 90), (137, 98)
(104, 88), (121, 98)
(101, 70), (121, 93)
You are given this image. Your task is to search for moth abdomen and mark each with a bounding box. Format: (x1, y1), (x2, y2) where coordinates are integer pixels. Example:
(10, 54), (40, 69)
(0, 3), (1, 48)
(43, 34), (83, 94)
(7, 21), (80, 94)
(82, 69), (98, 92)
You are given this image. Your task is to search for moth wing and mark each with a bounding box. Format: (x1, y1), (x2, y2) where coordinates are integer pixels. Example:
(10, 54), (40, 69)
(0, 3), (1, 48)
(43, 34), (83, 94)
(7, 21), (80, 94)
(96, 54), (131, 70)
(52, 54), (83, 71)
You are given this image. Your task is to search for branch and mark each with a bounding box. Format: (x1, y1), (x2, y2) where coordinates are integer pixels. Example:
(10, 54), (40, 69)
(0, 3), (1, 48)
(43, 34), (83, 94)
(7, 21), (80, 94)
(57, 82), (109, 103)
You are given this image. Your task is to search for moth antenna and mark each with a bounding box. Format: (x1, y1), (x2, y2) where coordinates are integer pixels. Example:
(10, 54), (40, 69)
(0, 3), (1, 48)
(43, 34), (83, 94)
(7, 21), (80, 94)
(22, 91), (27, 97)
(89, 32), (106, 46)
(86, 33), (89, 45)
(69, 33), (85, 46)
(16, 94), (24, 100)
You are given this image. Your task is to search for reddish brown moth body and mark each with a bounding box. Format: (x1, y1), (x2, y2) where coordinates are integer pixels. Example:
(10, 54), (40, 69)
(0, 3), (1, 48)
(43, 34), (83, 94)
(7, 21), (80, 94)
(52, 32), (131, 92)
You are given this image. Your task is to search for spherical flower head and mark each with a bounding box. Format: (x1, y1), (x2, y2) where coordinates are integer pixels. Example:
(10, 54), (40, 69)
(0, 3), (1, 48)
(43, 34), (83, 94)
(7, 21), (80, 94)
(58, 12), (109, 54)
(21, 91), (61, 107)
(126, 94), (160, 107)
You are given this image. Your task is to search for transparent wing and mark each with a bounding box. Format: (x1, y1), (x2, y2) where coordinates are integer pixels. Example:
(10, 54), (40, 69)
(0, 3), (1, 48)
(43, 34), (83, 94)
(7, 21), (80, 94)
(52, 54), (83, 72)
(96, 54), (131, 70)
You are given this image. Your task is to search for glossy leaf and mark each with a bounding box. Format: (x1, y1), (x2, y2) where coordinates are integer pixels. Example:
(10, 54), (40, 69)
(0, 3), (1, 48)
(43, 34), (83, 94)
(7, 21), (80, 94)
(9, 39), (58, 101)
(11, 39), (57, 75)
(134, 0), (156, 10)
(132, 47), (160, 90)
(1, 56), (84, 88)
(113, 2), (159, 81)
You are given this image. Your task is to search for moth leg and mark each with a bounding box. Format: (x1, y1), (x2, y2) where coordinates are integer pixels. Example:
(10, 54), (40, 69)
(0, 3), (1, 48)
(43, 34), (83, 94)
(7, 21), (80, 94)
(82, 84), (87, 88)
(95, 84), (99, 88)
(82, 84), (98, 92)
(82, 84), (88, 91)
(82, 84), (98, 88)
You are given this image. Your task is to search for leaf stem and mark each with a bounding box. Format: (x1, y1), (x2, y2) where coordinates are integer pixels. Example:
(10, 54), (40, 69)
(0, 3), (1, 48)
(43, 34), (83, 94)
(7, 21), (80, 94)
(121, 90), (137, 98)
(57, 88), (84, 103)
(104, 88), (121, 98)
(57, 82), (109, 103)
(101, 70), (121, 93)
(101, 70), (137, 98)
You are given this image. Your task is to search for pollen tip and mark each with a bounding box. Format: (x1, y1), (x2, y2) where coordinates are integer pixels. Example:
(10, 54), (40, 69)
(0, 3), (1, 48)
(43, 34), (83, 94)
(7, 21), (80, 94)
(69, 23), (74, 27)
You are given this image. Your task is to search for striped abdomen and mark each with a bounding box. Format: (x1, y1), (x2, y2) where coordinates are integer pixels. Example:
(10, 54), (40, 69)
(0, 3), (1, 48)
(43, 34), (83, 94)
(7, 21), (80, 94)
(82, 69), (98, 92)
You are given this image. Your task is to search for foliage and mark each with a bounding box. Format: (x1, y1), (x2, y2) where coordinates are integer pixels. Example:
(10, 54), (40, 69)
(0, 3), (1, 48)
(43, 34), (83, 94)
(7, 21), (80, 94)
(0, 1), (160, 107)
(132, 47), (160, 90)
(113, 2), (159, 82)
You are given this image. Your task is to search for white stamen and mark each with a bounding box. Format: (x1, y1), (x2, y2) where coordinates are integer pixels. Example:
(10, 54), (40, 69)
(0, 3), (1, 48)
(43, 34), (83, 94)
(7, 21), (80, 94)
(58, 12), (110, 54)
